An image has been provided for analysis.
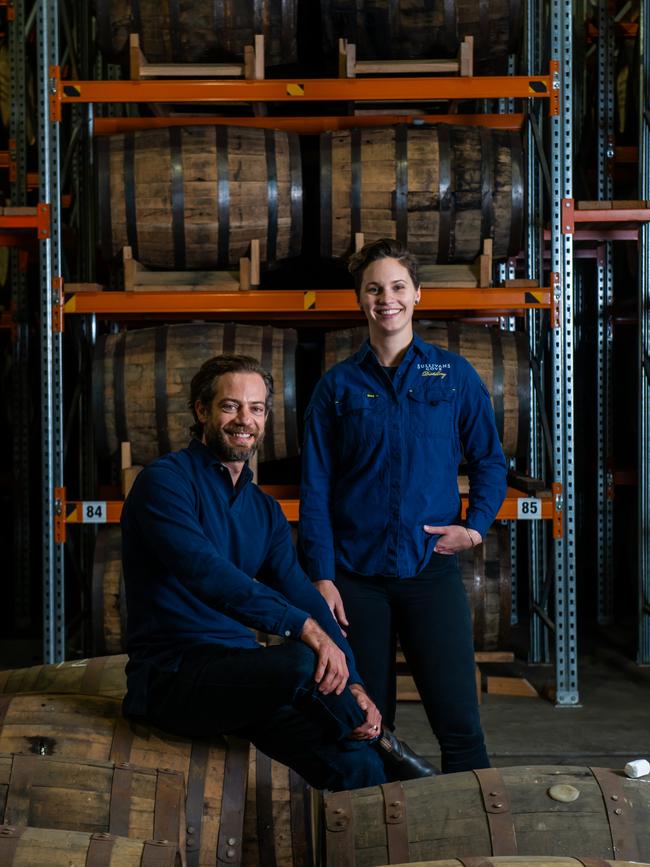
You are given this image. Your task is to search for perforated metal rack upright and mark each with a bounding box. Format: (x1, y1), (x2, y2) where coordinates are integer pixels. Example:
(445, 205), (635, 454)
(639, 0), (650, 664)
(550, 0), (579, 703)
(37, 0), (65, 662)
(595, 0), (616, 628)
(8, 0), (32, 631)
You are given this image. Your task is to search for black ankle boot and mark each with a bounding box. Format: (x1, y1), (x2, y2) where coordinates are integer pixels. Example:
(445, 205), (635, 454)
(375, 730), (439, 781)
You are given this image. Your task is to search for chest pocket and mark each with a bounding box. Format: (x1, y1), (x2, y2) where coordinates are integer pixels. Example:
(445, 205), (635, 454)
(407, 385), (456, 438)
(335, 392), (385, 448)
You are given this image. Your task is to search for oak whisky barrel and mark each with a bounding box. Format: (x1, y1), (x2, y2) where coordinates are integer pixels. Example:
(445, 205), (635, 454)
(320, 124), (524, 265)
(0, 826), (182, 867)
(461, 524), (511, 651)
(95, 0), (298, 66)
(93, 322), (299, 466)
(0, 753), (184, 845)
(242, 749), (314, 866)
(0, 693), (250, 867)
(320, 0), (522, 75)
(322, 767), (650, 865)
(97, 125), (302, 270)
(324, 321), (529, 462)
(0, 654), (127, 698)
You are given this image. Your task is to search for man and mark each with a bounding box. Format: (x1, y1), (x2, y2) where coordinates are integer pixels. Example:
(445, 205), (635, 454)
(121, 353), (434, 790)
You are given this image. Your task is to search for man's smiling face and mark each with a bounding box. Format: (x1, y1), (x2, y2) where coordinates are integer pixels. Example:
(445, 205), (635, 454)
(196, 371), (268, 464)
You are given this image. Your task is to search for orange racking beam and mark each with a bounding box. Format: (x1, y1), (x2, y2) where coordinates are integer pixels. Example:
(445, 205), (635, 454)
(92, 113), (525, 136)
(0, 204), (50, 237)
(64, 287), (551, 317)
(63, 487), (554, 529)
(54, 73), (555, 114)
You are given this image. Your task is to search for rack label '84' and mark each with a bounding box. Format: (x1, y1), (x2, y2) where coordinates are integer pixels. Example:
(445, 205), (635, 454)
(81, 501), (107, 523)
(517, 498), (542, 520)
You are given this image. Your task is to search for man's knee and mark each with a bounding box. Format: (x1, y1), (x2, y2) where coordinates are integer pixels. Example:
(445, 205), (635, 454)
(267, 641), (316, 685)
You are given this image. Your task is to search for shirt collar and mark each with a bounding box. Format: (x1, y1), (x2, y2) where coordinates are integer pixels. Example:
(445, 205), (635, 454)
(353, 334), (429, 366)
(188, 437), (254, 487)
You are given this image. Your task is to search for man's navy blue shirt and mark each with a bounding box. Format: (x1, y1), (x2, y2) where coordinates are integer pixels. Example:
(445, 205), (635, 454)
(299, 334), (507, 580)
(121, 438), (363, 716)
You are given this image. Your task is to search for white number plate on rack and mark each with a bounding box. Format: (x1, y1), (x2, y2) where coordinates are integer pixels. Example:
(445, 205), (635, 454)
(517, 497), (542, 520)
(81, 501), (107, 523)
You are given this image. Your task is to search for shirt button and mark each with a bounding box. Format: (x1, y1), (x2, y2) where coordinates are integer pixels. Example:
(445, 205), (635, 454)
(284, 630), (291, 637)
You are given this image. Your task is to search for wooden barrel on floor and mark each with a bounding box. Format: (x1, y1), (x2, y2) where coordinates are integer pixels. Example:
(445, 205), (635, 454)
(0, 654), (127, 698)
(0, 826), (182, 867)
(92, 322), (299, 466)
(324, 321), (529, 462)
(97, 126), (302, 269)
(95, 0), (297, 66)
(321, 766), (650, 864)
(0, 693), (250, 867)
(320, 125), (524, 264)
(321, 0), (522, 75)
(461, 524), (511, 651)
(380, 860), (647, 867)
(92, 526), (125, 656)
(242, 749), (314, 866)
(0, 753), (185, 845)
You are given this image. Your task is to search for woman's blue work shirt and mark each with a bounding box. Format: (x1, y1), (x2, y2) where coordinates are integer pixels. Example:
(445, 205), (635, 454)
(299, 334), (507, 580)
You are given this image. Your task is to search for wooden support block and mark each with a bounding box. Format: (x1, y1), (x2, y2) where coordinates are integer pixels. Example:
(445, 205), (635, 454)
(250, 239), (260, 287)
(254, 34), (265, 80)
(504, 278), (539, 288)
(354, 232), (365, 252)
(355, 58), (460, 74)
(419, 263), (478, 287)
(459, 36), (474, 77)
(486, 676), (540, 698)
(474, 651), (516, 663)
(476, 664), (482, 705)
(239, 256), (251, 291)
(129, 33), (145, 80)
(120, 442), (132, 471)
(338, 38), (356, 78)
(121, 465), (143, 498)
(65, 282), (104, 292)
(478, 238), (493, 288)
(507, 470), (547, 495)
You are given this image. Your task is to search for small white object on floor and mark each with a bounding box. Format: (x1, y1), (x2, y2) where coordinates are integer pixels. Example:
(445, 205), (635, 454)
(624, 758), (650, 778)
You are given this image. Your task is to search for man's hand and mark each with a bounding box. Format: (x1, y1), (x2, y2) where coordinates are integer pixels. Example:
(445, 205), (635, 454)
(423, 524), (482, 555)
(314, 580), (349, 635)
(348, 684), (382, 740)
(300, 617), (349, 695)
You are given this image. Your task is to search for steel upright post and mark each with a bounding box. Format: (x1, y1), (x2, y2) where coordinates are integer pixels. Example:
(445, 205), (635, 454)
(639, 0), (650, 664)
(550, 0), (579, 703)
(596, 0), (615, 626)
(9, 0), (32, 630)
(37, 0), (65, 662)
(526, 0), (550, 663)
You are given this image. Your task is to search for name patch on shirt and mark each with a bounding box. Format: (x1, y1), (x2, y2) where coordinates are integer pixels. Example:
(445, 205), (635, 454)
(418, 362), (450, 378)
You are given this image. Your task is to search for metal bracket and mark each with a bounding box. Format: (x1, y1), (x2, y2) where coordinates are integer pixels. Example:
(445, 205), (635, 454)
(36, 203), (51, 238)
(52, 276), (64, 333)
(49, 65), (61, 123)
(551, 272), (561, 329)
(54, 486), (66, 544)
(561, 198), (574, 234)
(550, 60), (561, 116)
(552, 481), (563, 540)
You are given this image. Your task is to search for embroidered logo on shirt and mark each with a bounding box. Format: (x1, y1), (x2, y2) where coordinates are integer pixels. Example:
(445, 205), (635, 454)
(421, 371), (447, 377)
(417, 362), (451, 371)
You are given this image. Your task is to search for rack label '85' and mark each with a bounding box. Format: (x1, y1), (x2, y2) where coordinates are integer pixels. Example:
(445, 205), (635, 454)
(517, 498), (542, 520)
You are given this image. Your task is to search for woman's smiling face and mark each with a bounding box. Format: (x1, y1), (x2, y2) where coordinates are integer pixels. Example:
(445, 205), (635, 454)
(358, 256), (421, 339)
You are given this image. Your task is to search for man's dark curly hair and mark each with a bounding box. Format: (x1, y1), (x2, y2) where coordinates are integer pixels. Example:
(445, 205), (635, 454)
(348, 238), (420, 300)
(188, 354), (273, 439)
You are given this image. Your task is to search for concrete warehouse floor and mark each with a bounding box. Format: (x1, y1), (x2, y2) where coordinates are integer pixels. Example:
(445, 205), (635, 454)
(396, 640), (650, 771)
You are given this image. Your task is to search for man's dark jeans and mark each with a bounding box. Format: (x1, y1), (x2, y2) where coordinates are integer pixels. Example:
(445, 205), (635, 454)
(139, 641), (386, 791)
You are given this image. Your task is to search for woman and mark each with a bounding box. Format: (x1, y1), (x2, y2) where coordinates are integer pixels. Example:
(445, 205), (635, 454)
(299, 238), (507, 773)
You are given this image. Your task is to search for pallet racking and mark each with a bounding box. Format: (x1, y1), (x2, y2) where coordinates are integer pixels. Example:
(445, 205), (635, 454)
(31, 0), (583, 704)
